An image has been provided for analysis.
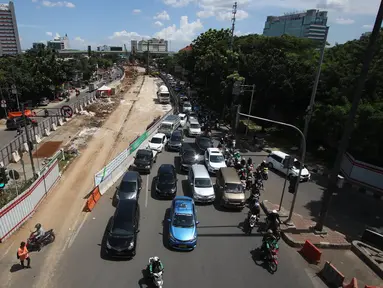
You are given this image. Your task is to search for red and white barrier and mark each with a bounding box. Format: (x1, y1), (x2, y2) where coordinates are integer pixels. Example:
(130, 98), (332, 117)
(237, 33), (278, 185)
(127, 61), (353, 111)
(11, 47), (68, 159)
(0, 159), (60, 242)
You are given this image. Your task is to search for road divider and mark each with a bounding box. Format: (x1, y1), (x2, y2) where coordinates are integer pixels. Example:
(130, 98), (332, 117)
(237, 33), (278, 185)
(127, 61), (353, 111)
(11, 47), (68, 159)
(83, 187), (101, 212)
(146, 116), (160, 131)
(299, 240), (322, 264)
(343, 277), (358, 288)
(320, 261), (345, 288)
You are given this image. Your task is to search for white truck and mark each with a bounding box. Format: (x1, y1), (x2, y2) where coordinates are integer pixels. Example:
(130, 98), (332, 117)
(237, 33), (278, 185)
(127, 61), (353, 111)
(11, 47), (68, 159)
(157, 85), (170, 104)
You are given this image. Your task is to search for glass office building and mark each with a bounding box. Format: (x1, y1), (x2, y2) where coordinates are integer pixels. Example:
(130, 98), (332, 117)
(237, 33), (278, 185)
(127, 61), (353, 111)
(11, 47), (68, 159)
(263, 9), (328, 42)
(0, 1), (21, 56)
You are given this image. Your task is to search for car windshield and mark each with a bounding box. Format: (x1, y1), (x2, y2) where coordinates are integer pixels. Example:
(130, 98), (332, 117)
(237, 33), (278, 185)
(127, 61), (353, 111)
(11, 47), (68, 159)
(225, 183), (243, 193)
(120, 181), (137, 192)
(159, 173), (175, 184)
(151, 137), (162, 144)
(184, 103), (191, 107)
(136, 153), (151, 161)
(195, 178), (212, 188)
(159, 123), (172, 130)
(173, 214), (194, 227)
(111, 222), (134, 236)
(190, 124), (200, 129)
(171, 135), (181, 142)
(210, 155), (225, 163)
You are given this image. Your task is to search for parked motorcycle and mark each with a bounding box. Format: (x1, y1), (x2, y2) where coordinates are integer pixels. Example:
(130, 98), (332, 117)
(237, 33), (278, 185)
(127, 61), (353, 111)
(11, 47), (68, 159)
(27, 229), (55, 251)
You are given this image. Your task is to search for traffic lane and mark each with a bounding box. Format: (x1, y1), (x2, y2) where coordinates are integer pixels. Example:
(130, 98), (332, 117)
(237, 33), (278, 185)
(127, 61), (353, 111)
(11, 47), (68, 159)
(51, 141), (320, 288)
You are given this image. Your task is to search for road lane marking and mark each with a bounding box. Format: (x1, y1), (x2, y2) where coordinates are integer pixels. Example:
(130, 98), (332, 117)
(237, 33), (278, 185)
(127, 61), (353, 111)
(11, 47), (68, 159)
(67, 213), (89, 249)
(0, 240), (15, 262)
(145, 175), (150, 208)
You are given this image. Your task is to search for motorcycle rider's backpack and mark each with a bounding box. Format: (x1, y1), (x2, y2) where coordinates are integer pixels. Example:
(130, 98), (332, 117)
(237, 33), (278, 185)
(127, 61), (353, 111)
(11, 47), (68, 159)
(16, 252), (19, 259)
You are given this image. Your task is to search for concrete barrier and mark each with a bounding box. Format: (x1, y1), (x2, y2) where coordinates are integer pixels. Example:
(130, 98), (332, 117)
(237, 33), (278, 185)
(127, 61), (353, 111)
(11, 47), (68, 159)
(34, 134), (42, 144)
(64, 117), (71, 122)
(11, 151), (20, 163)
(80, 105), (83, 112)
(320, 261), (345, 288)
(43, 128), (51, 136)
(75, 107), (79, 114)
(300, 240), (322, 264)
(51, 123), (57, 131)
(343, 277), (358, 288)
(58, 118), (64, 126)
(0, 161), (4, 167)
(23, 142), (29, 152)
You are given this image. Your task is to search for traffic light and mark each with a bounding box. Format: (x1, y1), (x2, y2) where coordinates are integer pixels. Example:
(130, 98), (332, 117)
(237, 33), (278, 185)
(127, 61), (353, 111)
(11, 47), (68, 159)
(87, 45), (91, 57)
(0, 167), (9, 184)
(288, 175), (298, 193)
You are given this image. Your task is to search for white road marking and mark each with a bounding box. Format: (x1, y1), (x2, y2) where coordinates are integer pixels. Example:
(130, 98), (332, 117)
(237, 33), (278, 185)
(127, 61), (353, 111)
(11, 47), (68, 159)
(67, 213), (89, 249)
(145, 175), (150, 208)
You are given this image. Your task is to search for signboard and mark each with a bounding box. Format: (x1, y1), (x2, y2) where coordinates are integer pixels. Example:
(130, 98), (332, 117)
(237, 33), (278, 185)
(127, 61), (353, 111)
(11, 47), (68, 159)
(130, 131), (148, 154)
(60, 105), (73, 118)
(1, 100), (6, 108)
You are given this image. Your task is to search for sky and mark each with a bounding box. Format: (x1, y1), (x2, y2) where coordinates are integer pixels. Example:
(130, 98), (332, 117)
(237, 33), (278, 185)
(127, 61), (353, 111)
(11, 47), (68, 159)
(12, 0), (382, 51)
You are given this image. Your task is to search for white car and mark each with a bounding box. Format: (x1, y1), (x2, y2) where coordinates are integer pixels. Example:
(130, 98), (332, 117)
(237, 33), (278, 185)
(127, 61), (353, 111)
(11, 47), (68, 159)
(204, 148), (227, 174)
(148, 133), (167, 152)
(266, 150), (311, 181)
(182, 102), (192, 113)
(178, 113), (187, 127)
(187, 120), (202, 137)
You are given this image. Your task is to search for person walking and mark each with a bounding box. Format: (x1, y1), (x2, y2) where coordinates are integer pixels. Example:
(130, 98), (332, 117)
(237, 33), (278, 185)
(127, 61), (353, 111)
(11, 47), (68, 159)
(17, 241), (31, 268)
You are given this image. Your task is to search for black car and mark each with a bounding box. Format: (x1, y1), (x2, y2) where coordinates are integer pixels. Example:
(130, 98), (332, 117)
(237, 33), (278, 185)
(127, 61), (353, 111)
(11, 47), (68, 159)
(6, 116), (36, 130)
(133, 149), (157, 173)
(105, 200), (140, 258)
(180, 146), (201, 171)
(155, 164), (177, 198)
(167, 130), (184, 151)
(114, 171), (142, 204)
(195, 136), (214, 153)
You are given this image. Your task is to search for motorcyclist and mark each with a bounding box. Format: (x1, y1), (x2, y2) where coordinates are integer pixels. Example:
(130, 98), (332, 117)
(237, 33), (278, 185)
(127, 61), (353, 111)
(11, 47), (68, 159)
(250, 201), (261, 217)
(262, 229), (278, 254)
(266, 210), (281, 232)
(149, 256), (164, 275)
(44, 109), (49, 117)
(247, 157), (253, 170)
(33, 223), (45, 250)
(256, 160), (267, 172)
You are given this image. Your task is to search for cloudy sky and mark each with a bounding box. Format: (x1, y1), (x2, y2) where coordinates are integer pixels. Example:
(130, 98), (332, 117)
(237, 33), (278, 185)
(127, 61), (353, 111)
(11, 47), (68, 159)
(15, 0), (381, 51)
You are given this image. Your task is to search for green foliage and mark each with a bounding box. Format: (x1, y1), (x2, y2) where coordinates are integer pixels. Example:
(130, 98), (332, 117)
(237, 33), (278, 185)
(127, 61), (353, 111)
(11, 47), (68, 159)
(167, 29), (383, 165)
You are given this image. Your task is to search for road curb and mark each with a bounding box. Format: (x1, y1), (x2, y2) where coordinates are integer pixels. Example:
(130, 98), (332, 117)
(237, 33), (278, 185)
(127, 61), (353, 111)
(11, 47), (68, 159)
(281, 231), (352, 249)
(351, 240), (383, 278)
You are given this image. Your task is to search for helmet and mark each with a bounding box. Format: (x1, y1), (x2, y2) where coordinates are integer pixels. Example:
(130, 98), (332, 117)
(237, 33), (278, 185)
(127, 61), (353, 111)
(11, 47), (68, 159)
(254, 202), (260, 207)
(272, 210), (278, 214)
(153, 256), (159, 261)
(35, 223), (41, 230)
(267, 229), (273, 235)
(240, 159), (246, 166)
(247, 158), (252, 165)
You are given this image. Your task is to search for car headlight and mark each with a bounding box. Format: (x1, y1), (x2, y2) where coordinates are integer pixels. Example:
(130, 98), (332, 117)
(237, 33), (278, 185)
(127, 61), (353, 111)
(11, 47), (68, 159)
(171, 186), (176, 192)
(106, 241), (112, 249)
(145, 165), (151, 168)
(156, 186), (161, 192)
(192, 234), (197, 240)
(169, 233), (176, 241)
(128, 241), (134, 250)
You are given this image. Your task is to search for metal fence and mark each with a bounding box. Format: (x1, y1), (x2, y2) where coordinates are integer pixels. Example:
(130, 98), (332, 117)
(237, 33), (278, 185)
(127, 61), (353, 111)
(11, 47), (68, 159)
(0, 93), (95, 166)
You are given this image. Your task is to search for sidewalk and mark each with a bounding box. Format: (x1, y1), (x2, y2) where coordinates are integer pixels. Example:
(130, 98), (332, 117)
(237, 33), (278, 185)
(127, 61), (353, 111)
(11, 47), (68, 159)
(263, 200), (383, 287)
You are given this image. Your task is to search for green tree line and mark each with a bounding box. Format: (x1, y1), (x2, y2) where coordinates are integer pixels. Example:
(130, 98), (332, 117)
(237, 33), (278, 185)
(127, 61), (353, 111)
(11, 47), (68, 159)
(158, 29), (383, 166)
(0, 45), (116, 110)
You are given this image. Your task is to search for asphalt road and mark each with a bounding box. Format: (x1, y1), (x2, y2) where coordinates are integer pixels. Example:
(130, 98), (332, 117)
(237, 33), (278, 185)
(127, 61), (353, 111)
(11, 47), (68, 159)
(0, 68), (122, 149)
(43, 133), (324, 288)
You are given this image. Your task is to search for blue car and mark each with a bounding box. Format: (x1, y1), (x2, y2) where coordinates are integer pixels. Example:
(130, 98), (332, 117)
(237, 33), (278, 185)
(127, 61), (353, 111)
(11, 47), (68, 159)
(167, 196), (199, 250)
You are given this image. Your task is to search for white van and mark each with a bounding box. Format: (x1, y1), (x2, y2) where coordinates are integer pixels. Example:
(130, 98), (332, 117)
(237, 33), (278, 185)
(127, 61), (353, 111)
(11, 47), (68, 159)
(188, 164), (215, 203)
(187, 118), (201, 137)
(157, 85), (170, 104)
(158, 115), (181, 138)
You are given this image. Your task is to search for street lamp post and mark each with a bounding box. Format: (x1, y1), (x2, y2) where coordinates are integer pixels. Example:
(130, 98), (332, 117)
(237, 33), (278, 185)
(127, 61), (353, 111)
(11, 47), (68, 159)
(237, 111), (306, 225)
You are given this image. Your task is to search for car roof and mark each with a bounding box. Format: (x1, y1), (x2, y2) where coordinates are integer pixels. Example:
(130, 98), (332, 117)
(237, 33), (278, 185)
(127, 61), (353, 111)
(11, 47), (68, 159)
(164, 115), (179, 121)
(178, 113), (186, 117)
(270, 150), (289, 158)
(137, 149), (152, 155)
(173, 196), (193, 214)
(159, 164), (175, 174)
(207, 148), (221, 154)
(198, 136), (211, 141)
(191, 164), (210, 178)
(122, 171), (140, 182)
(189, 118), (199, 124)
(114, 200), (137, 223)
(153, 133), (166, 138)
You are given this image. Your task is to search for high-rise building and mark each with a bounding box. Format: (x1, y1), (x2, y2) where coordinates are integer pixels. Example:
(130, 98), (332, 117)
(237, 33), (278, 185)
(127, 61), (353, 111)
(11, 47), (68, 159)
(47, 34), (70, 50)
(32, 42), (45, 50)
(263, 9), (328, 42)
(97, 45), (123, 52)
(131, 38), (168, 52)
(0, 1), (21, 56)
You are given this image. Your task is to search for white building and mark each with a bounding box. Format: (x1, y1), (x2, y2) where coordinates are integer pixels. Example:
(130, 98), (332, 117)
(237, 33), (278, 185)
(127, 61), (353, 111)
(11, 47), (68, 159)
(131, 38), (168, 52)
(0, 1), (21, 56)
(47, 34), (70, 50)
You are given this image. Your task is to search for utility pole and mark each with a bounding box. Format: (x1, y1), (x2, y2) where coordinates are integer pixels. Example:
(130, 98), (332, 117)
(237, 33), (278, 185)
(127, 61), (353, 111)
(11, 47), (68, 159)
(146, 39), (150, 74)
(303, 26), (329, 141)
(314, 0), (383, 232)
(229, 2), (237, 51)
(21, 103), (37, 179)
(238, 83), (255, 135)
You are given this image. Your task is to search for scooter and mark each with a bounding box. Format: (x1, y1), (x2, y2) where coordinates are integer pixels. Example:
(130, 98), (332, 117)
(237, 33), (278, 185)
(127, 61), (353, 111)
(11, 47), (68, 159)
(27, 229), (55, 251)
(247, 211), (259, 235)
(147, 259), (164, 288)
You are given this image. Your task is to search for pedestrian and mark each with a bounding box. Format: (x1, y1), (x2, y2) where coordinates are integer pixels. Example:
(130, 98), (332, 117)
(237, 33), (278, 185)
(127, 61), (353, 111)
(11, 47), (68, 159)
(17, 241), (31, 269)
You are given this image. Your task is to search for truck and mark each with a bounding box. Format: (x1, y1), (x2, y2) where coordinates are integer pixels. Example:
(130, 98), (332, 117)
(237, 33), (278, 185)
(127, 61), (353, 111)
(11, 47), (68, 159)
(157, 85), (170, 104)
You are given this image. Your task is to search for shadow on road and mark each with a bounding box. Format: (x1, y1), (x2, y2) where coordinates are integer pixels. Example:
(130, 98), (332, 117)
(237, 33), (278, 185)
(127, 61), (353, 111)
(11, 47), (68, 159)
(150, 176), (158, 200)
(138, 269), (149, 288)
(181, 179), (191, 197)
(10, 264), (24, 273)
(161, 208), (171, 250)
(250, 248), (271, 272)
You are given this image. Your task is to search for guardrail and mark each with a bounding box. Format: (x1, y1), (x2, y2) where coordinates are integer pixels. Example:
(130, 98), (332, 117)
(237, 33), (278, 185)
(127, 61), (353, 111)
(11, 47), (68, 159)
(0, 150), (62, 242)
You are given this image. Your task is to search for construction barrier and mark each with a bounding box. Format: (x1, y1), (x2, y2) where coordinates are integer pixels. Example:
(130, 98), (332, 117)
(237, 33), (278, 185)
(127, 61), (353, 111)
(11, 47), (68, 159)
(343, 278), (358, 288)
(300, 240), (322, 264)
(146, 116), (160, 131)
(320, 261), (345, 288)
(84, 187), (101, 212)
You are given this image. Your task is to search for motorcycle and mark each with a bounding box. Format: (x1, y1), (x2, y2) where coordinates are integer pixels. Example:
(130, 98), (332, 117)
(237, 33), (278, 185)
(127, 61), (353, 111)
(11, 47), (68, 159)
(27, 228), (55, 251)
(246, 173), (253, 190)
(247, 211), (259, 235)
(147, 258), (164, 288)
(261, 242), (279, 273)
(262, 167), (269, 180)
(264, 218), (281, 240)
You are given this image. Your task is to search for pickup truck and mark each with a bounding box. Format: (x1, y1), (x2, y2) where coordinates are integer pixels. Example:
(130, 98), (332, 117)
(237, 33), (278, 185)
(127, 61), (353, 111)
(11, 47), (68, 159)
(132, 149), (158, 173)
